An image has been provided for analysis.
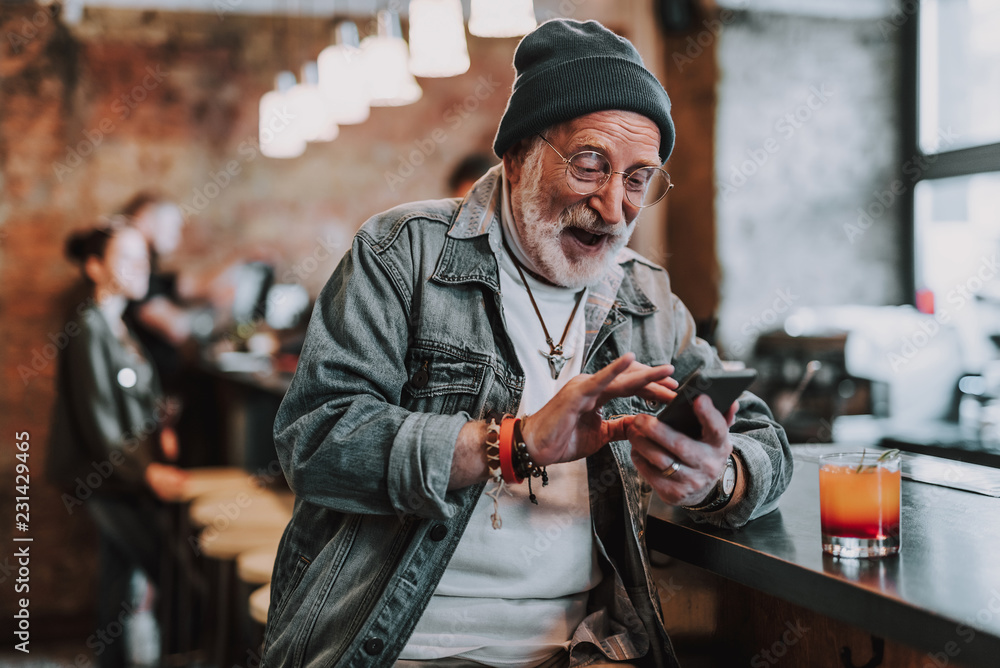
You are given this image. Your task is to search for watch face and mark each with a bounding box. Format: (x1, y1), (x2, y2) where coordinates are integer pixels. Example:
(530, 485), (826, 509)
(722, 460), (736, 495)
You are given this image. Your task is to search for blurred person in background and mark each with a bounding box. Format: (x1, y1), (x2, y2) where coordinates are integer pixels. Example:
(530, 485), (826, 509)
(120, 192), (230, 388)
(47, 224), (189, 668)
(448, 152), (498, 198)
(120, 192), (239, 465)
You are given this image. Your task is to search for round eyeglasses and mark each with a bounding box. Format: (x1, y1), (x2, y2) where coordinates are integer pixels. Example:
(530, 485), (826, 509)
(537, 134), (674, 208)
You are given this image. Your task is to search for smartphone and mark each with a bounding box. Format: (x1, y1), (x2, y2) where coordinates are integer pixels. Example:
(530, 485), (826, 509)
(657, 368), (758, 439)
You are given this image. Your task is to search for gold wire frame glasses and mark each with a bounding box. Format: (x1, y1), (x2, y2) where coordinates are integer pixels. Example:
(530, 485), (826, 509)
(537, 134), (674, 208)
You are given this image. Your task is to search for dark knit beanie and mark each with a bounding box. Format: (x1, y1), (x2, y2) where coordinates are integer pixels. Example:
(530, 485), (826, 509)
(493, 19), (675, 164)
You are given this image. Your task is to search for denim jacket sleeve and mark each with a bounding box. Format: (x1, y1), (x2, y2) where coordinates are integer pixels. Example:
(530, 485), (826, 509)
(273, 225), (471, 521)
(667, 292), (793, 530)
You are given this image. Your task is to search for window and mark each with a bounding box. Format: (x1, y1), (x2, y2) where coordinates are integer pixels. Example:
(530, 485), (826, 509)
(909, 0), (1000, 340)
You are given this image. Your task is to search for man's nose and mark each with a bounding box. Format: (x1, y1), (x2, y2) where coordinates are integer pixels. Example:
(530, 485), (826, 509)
(587, 176), (631, 225)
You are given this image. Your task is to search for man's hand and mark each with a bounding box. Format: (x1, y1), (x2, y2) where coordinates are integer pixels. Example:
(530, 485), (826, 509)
(160, 427), (180, 461)
(520, 353), (678, 467)
(144, 462), (190, 502)
(627, 393), (738, 507)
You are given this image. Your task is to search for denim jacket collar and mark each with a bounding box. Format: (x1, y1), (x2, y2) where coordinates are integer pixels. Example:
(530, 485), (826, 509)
(437, 165), (658, 354)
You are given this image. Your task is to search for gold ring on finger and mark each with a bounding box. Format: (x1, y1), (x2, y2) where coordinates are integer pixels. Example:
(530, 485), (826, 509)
(659, 460), (681, 478)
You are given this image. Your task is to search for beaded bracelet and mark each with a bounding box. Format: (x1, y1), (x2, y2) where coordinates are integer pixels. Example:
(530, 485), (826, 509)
(512, 418), (548, 505)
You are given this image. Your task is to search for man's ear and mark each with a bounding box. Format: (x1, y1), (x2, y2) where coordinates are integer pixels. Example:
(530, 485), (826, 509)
(502, 138), (530, 186)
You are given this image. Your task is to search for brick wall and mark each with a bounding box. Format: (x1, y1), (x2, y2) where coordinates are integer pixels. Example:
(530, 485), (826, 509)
(0, 3), (517, 628)
(0, 0), (673, 639)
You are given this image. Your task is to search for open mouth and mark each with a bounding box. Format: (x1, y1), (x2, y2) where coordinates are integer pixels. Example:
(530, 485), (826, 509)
(567, 227), (607, 247)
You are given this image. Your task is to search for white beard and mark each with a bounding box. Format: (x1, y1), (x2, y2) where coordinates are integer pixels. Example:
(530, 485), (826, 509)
(512, 141), (637, 289)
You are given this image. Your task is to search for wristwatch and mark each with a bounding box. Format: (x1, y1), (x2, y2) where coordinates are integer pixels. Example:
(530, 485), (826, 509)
(683, 454), (737, 513)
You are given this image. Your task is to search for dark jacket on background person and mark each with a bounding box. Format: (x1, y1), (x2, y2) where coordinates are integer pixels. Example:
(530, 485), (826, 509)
(262, 169), (792, 668)
(47, 304), (163, 502)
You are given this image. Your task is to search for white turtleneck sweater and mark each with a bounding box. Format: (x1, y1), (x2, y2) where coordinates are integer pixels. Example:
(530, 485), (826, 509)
(399, 172), (603, 666)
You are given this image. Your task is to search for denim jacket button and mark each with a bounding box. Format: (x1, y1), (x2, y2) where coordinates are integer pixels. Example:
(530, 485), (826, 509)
(363, 638), (384, 655)
(645, 399), (659, 410)
(411, 361), (430, 389)
(429, 524), (448, 541)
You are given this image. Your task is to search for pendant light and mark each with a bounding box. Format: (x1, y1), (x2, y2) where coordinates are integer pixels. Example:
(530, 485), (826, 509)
(468, 0), (536, 38)
(287, 62), (339, 143)
(361, 9), (422, 107)
(408, 0), (470, 78)
(260, 71), (307, 159)
(317, 21), (371, 125)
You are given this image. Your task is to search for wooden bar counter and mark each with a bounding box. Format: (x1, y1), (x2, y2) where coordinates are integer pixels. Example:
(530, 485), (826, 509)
(647, 444), (1000, 668)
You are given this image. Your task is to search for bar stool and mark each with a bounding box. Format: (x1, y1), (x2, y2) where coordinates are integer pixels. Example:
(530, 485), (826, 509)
(190, 489), (293, 534)
(196, 504), (289, 668)
(237, 545), (279, 659)
(160, 467), (258, 664)
(183, 467), (260, 500)
(237, 545), (279, 586)
(249, 584), (270, 625)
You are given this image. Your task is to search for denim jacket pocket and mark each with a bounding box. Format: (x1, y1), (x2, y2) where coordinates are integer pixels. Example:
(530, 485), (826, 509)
(402, 346), (488, 416)
(263, 555), (311, 654)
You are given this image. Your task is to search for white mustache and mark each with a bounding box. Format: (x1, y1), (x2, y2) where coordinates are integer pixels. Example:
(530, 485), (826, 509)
(562, 203), (627, 238)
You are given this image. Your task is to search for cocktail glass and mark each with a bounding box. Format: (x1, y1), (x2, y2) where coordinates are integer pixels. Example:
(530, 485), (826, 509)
(819, 451), (901, 558)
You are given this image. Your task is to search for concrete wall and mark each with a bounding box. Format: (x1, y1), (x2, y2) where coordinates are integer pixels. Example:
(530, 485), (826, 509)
(713, 10), (905, 359)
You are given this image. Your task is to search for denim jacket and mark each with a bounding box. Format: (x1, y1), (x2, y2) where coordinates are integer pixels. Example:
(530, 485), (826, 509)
(263, 168), (792, 668)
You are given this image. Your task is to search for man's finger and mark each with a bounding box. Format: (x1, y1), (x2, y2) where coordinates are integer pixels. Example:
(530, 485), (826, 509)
(726, 400), (739, 427)
(586, 352), (636, 395)
(693, 394), (731, 449)
(603, 414), (633, 442)
(603, 364), (674, 397)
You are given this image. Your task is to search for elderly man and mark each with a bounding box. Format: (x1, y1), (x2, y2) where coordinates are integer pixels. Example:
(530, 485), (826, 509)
(262, 18), (791, 668)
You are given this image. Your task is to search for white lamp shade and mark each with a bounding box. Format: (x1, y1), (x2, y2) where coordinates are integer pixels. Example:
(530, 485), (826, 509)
(317, 44), (371, 124)
(362, 10), (422, 107)
(286, 84), (339, 143)
(362, 35), (423, 106)
(260, 73), (306, 159)
(469, 0), (536, 38)
(408, 0), (470, 78)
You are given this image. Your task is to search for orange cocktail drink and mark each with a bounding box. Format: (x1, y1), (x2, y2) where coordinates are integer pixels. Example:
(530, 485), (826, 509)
(818, 451), (901, 558)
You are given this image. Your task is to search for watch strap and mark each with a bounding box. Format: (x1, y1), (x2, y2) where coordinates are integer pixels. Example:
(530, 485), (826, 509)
(682, 454), (736, 513)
